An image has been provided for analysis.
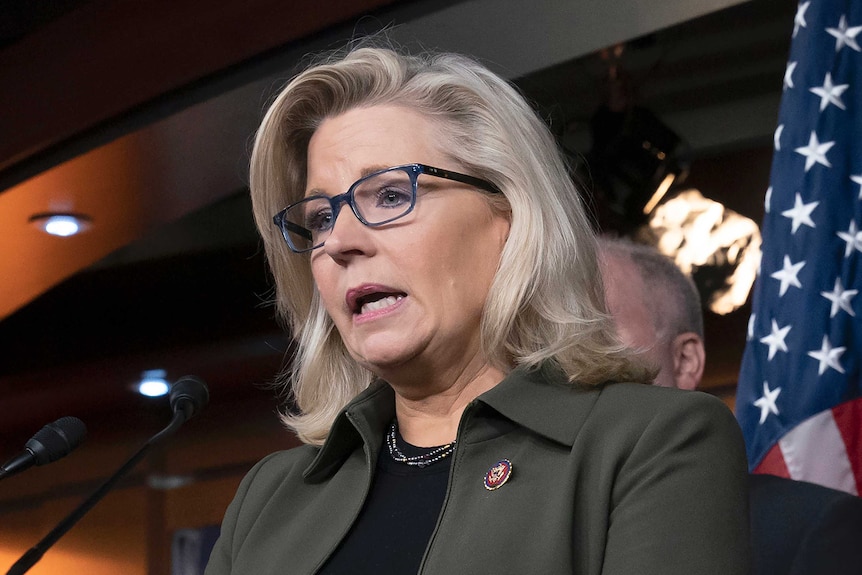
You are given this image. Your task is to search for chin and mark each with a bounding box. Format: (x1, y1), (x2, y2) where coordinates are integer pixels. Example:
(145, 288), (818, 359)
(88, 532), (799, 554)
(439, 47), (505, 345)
(351, 346), (415, 374)
(349, 330), (425, 363)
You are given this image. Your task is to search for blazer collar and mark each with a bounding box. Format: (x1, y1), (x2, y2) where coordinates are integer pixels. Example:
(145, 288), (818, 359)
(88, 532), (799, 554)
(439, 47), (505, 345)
(476, 361), (603, 447)
(303, 362), (606, 480)
(303, 381), (394, 482)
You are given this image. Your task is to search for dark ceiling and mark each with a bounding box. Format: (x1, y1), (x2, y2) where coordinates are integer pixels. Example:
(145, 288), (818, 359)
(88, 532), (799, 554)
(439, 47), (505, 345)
(0, 0), (81, 48)
(0, 0), (794, 453)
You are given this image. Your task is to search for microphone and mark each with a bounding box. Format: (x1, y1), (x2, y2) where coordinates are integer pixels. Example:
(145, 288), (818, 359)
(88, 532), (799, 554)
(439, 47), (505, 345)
(169, 375), (210, 424)
(6, 376), (209, 575)
(0, 417), (87, 481)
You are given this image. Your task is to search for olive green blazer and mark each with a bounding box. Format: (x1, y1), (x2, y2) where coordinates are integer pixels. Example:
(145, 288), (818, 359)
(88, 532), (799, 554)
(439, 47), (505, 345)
(206, 363), (751, 574)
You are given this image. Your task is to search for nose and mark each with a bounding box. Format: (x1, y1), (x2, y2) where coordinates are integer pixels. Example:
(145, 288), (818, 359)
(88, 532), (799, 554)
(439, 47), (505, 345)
(322, 199), (372, 259)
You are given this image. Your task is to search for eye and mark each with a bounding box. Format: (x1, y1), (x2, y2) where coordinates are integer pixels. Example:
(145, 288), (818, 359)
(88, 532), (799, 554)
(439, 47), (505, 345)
(304, 205), (334, 232)
(375, 185), (412, 208)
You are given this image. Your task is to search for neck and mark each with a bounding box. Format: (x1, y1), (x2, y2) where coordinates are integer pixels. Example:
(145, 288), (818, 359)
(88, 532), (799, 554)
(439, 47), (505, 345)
(391, 361), (506, 447)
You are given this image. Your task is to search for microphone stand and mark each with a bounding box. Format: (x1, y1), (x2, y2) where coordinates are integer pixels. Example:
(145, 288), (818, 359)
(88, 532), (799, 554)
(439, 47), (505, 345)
(6, 411), (187, 575)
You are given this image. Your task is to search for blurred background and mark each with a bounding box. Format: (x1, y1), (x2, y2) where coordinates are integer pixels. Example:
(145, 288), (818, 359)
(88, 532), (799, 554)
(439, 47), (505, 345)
(0, 0), (790, 572)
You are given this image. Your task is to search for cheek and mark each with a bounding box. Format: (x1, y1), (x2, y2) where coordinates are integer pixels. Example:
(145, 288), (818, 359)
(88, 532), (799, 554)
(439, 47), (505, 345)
(616, 311), (657, 351)
(310, 260), (341, 315)
(438, 222), (506, 300)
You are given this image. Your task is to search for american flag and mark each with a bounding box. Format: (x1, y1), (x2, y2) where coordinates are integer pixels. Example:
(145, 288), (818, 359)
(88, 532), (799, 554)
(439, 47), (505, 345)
(736, 0), (862, 495)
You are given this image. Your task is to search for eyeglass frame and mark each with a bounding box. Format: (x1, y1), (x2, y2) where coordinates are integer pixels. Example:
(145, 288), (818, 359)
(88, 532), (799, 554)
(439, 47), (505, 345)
(272, 163), (502, 253)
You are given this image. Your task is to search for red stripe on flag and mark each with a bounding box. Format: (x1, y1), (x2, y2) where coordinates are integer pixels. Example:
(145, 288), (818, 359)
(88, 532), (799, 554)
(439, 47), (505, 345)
(832, 398), (862, 494)
(753, 442), (790, 478)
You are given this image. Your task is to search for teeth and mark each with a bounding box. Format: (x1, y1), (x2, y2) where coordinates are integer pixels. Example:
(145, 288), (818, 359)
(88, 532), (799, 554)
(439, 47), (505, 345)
(360, 295), (402, 314)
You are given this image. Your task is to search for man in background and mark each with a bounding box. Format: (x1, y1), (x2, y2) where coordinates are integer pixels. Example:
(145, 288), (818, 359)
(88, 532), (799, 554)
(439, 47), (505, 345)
(600, 238), (704, 391)
(599, 237), (862, 575)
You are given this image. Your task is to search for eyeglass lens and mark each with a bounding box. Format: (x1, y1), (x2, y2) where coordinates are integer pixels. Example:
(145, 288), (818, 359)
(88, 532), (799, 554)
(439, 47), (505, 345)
(282, 167), (416, 251)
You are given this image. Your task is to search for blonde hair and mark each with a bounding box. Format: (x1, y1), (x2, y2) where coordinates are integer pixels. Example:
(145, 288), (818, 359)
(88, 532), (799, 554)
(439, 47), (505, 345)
(250, 42), (652, 444)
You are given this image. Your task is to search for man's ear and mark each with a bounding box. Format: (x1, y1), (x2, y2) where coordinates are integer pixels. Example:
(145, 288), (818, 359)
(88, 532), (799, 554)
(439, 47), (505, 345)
(671, 332), (705, 391)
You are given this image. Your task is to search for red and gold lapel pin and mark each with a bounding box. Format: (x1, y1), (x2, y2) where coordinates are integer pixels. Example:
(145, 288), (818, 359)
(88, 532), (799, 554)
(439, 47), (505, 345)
(483, 459), (512, 490)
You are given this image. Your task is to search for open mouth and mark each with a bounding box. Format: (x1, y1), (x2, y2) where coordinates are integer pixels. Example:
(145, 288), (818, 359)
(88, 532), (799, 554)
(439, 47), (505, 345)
(354, 292), (405, 315)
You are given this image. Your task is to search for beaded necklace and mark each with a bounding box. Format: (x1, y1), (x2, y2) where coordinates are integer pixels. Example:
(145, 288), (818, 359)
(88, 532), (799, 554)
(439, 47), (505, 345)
(386, 421), (456, 468)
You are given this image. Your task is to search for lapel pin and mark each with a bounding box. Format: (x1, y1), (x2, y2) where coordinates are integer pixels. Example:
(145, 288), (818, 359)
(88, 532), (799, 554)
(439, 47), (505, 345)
(484, 459), (512, 490)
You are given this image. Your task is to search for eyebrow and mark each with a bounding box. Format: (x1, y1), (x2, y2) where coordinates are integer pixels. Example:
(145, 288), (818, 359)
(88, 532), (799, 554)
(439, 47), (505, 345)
(304, 164), (394, 198)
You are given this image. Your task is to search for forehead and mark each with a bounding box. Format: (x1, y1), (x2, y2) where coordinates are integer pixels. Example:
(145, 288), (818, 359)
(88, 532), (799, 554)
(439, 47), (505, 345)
(602, 253), (649, 314)
(601, 251), (665, 344)
(307, 105), (445, 178)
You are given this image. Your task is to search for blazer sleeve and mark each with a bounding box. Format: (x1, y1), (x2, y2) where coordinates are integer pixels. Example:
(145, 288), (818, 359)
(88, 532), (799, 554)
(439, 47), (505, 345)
(601, 389), (752, 575)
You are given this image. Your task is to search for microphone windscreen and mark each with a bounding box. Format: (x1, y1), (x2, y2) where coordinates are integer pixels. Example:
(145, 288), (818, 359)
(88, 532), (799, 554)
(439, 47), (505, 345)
(169, 376), (210, 420)
(26, 416), (87, 465)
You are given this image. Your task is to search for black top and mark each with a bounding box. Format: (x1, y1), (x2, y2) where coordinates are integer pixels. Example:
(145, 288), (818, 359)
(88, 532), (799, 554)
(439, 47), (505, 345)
(317, 429), (451, 574)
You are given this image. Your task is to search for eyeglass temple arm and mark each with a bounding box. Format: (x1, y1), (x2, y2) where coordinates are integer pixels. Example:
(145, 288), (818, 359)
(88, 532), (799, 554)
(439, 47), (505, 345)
(420, 165), (501, 194)
(275, 215), (313, 241)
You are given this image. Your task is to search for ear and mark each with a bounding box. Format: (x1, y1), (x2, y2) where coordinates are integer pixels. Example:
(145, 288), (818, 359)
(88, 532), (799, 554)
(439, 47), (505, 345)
(670, 332), (705, 391)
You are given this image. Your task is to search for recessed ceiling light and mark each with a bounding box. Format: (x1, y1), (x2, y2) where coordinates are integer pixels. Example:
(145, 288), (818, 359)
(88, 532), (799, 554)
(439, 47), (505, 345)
(138, 369), (170, 397)
(29, 213), (92, 237)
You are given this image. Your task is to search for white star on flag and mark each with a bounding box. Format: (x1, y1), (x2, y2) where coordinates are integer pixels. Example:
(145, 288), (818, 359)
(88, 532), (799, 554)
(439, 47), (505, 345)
(807, 335), (846, 375)
(784, 61), (798, 90)
(737, 0), (862, 495)
(754, 381), (781, 424)
(794, 1), (811, 37)
(809, 73), (848, 111)
(851, 174), (862, 198)
(837, 220), (861, 257)
(770, 255), (805, 296)
(760, 319), (791, 360)
(821, 278), (857, 317)
(780, 193), (818, 233)
(826, 14), (862, 53)
(794, 131), (834, 171)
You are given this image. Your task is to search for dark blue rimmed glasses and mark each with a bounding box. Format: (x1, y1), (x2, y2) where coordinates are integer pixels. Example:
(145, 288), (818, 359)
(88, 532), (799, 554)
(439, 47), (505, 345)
(272, 163), (501, 253)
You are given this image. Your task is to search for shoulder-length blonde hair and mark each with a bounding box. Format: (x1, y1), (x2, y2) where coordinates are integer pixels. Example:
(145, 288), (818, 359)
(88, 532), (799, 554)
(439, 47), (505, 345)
(250, 42), (652, 444)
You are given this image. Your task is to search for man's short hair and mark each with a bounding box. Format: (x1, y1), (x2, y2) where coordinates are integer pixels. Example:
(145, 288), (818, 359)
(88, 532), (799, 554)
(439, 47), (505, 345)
(599, 237), (704, 340)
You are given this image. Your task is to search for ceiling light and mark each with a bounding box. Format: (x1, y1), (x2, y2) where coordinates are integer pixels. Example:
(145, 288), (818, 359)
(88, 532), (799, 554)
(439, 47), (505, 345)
(30, 213), (92, 237)
(138, 369), (170, 397)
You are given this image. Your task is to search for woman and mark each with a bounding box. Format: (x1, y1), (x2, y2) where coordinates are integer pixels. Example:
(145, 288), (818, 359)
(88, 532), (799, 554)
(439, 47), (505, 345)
(206, 42), (750, 575)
